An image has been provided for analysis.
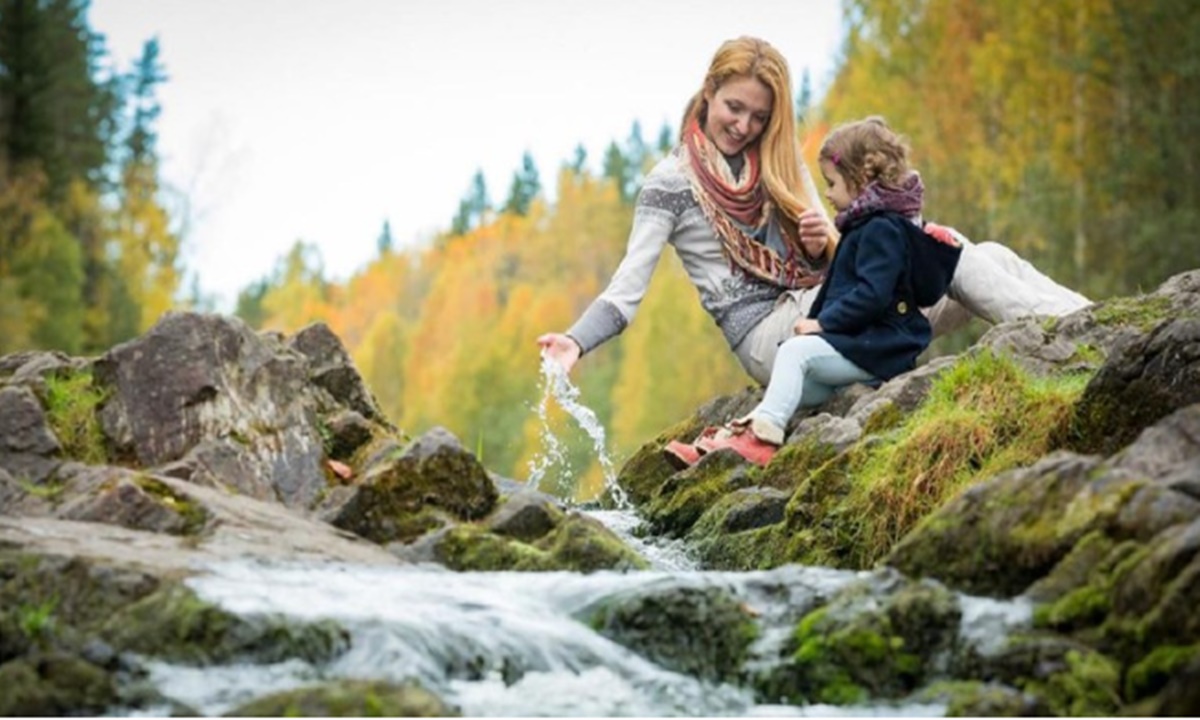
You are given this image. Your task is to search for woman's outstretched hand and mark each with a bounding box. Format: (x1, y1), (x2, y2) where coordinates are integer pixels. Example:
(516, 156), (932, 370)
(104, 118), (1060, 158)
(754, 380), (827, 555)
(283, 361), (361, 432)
(798, 209), (832, 257)
(537, 333), (582, 374)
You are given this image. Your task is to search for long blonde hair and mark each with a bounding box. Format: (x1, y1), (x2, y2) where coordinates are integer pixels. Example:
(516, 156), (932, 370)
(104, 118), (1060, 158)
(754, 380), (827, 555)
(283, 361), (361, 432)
(682, 36), (833, 257)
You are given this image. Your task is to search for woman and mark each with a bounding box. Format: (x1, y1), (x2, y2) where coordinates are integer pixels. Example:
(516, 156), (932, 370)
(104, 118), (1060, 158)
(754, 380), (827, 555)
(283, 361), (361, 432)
(537, 36), (1087, 392)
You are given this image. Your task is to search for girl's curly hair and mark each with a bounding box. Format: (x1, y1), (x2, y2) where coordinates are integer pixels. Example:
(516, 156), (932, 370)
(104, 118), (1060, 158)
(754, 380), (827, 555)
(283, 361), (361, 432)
(818, 116), (911, 192)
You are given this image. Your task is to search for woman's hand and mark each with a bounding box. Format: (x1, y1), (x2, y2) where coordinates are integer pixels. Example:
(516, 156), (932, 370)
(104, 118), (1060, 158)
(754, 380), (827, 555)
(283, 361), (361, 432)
(924, 222), (962, 247)
(793, 318), (823, 335)
(536, 333), (582, 373)
(798, 209), (832, 257)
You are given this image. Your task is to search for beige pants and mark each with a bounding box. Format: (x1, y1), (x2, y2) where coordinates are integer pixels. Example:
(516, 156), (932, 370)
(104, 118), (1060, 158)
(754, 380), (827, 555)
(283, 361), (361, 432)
(733, 240), (1090, 386)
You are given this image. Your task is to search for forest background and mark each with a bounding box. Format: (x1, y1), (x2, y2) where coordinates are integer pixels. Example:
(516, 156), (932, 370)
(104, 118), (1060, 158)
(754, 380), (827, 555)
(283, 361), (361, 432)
(2, 0), (1197, 498)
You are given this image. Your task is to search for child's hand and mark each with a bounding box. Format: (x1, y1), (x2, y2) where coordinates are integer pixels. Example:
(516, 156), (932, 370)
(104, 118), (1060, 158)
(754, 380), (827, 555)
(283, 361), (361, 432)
(793, 318), (823, 335)
(924, 222), (962, 247)
(798, 209), (832, 257)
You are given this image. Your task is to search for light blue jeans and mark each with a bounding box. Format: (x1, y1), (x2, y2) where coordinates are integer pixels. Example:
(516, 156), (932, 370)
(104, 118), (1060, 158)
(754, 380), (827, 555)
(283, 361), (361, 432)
(753, 335), (875, 430)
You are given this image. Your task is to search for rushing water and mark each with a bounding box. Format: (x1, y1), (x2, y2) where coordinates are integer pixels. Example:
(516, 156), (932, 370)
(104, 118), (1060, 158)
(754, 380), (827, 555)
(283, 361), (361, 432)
(527, 354), (629, 509)
(136, 529), (1033, 717)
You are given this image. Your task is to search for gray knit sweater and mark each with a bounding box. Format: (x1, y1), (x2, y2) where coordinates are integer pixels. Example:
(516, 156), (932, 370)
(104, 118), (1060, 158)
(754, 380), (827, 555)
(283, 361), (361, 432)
(566, 150), (828, 354)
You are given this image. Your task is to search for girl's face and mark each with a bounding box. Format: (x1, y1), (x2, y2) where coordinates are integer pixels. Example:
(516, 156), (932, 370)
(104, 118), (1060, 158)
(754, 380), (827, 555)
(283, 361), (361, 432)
(820, 159), (855, 211)
(703, 75), (772, 156)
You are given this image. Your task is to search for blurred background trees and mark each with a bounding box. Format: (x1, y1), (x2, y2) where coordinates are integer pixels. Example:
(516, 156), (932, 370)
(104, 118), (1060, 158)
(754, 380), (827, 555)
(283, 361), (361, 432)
(4, 0), (1196, 497)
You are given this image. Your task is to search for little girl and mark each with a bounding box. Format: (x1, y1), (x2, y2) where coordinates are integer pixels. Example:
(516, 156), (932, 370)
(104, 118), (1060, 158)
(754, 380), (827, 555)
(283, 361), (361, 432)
(666, 116), (962, 467)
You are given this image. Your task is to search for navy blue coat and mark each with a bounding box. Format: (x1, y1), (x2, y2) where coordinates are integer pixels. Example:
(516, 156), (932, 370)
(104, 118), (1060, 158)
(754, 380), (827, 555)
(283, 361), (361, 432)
(808, 211), (962, 381)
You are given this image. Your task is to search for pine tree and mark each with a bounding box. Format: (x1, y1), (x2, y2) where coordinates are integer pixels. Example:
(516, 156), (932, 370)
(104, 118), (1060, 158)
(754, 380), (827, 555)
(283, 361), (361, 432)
(377, 219), (394, 255)
(502, 151), (541, 216)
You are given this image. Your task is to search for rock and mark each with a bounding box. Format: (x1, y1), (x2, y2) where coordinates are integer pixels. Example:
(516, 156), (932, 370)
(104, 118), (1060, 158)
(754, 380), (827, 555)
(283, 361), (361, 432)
(884, 452), (1107, 598)
(289, 322), (390, 425)
(93, 312), (329, 508)
(227, 679), (457, 717)
(845, 355), (957, 430)
(151, 439), (277, 502)
(323, 409), (375, 461)
(485, 489), (564, 542)
(714, 487), (790, 533)
(54, 466), (208, 535)
(580, 579), (758, 683)
(0, 385), (62, 485)
(1071, 317), (1200, 456)
(319, 427), (498, 544)
(759, 572), (962, 705)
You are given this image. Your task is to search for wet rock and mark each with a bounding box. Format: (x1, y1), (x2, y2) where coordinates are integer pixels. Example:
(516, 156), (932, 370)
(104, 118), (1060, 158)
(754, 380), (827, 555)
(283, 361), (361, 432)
(713, 487), (789, 533)
(0, 385), (62, 485)
(101, 584), (350, 666)
(0, 653), (118, 716)
(914, 680), (1049, 717)
(580, 580), (758, 683)
(319, 427), (498, 544)
(760, 573), (962, 705)
(227, 679), (457, 717)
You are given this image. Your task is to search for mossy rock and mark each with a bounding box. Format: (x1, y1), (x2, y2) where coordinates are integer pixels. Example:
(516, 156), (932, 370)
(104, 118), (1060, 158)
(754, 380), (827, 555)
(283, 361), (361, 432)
(227, 678), (456, 717)
(1069, 317), (1200, 456)
(582, 582), (758, 683)
(615, 418), (696, 508)
(970, 634), (1123, 716)
(643, 450), (749, 537)
(0, 653), (118, 716)
(760, 577), (960, 705)
(884, 453), (1121, 598)
(433, 514), (646, 573)
(533, 513), (648, 572)
(101, 584), (350, 666)
(915, 680), (1048, 717)
(1123, 643), (1200, 704)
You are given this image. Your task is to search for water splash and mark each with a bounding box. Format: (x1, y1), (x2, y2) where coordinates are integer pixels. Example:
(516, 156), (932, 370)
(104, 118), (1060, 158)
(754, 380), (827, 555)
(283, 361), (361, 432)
(527, 354), (629, 509)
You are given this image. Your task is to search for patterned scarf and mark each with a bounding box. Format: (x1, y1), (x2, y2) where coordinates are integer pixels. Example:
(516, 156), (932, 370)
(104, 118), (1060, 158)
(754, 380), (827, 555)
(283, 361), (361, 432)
(682, 120), (823, 290)
(834, 171), (925, 233)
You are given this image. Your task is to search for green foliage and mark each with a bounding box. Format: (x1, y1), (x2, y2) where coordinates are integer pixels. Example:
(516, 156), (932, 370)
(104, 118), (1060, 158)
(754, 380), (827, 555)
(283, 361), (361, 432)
(16, 596), (58, 640)
(43, 370), (109, 464)
(838, 350), (1089, 566)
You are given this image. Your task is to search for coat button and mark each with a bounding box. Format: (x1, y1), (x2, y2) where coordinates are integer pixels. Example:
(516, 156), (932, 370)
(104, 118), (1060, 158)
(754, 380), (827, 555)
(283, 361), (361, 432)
(897, 301), (908, 314)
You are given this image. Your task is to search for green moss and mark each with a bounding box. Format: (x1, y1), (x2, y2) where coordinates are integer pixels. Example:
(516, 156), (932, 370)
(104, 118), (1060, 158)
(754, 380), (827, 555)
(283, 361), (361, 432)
(0, 654), (118, 716)
(1092, 295), (1172, 331)
(1065, 343), (1105, 367)
(1034, 585), (1110, 632)
(101, 584), (349, 666)
(1017, 648), (1122, 716)
(836, 350), (1088, 568)
(132, 475), (210, 535)
(435, 525), (554, 572)
(643, 451), (745, 536)
(584, 584), (758, 683)
(860, 401), (905, 436)
(42, 370), (109, 465)
(533, 514), (649, 572)
(228, 679), (455, 717)
(917, 680), (1044, 716)
(1124, 644), (1200, 702)
(16, 477), (66, 502)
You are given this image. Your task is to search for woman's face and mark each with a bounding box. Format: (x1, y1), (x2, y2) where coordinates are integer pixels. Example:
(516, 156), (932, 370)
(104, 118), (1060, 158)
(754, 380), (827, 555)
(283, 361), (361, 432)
(703, 75), (773, 156)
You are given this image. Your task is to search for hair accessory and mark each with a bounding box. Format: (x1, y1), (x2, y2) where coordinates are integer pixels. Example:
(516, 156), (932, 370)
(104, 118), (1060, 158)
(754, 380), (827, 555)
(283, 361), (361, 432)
(830, 152), (841, 166)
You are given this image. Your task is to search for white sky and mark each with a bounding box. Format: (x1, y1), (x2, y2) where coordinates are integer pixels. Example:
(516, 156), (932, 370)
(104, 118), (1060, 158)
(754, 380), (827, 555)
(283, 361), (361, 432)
(89, 0), (845, 308)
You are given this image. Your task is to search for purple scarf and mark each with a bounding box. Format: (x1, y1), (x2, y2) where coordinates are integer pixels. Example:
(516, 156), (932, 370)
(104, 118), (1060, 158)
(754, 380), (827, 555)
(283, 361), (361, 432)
(834, 171), (924, 233)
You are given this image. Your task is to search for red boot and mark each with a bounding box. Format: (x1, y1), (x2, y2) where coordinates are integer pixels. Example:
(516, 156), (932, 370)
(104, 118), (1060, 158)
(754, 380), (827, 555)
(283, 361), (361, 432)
(695, 417), (783, 467)
(661, 426), (722, 470)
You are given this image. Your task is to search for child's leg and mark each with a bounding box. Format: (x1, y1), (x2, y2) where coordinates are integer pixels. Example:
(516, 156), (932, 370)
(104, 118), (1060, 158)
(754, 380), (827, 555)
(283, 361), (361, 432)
(752, 335), (874, 432)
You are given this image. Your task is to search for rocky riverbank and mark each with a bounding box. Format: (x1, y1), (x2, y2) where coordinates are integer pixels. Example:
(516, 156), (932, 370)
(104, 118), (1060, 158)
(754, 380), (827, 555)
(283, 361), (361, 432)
(1, 270), (1198, 715)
